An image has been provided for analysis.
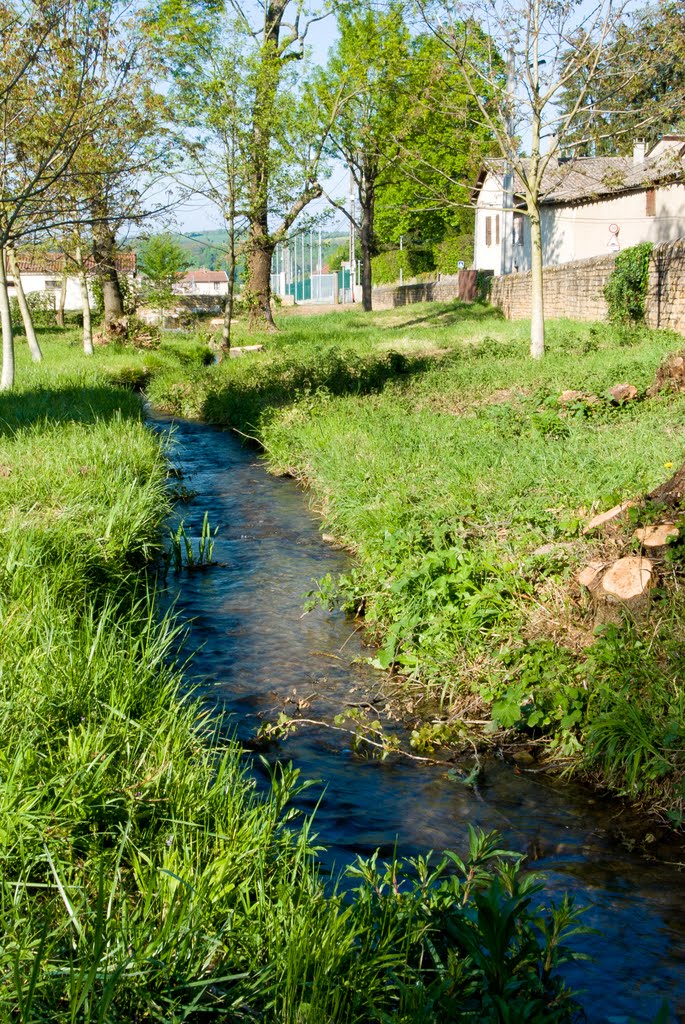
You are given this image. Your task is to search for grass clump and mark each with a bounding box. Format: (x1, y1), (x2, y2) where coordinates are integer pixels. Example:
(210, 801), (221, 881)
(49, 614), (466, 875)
(147, 303), (685, 817)
(0, 335), (585, 1021)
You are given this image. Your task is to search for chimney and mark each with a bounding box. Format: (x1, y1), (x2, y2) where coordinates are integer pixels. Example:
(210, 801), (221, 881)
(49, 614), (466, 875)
(633, 139), (646, 164)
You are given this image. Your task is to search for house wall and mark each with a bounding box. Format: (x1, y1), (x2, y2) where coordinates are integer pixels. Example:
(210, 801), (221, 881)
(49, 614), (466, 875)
(474, 175), (504, 273)
(475, 175), (685, 275)
(9, 273), (87, 311)
(490, 236), (685, 335)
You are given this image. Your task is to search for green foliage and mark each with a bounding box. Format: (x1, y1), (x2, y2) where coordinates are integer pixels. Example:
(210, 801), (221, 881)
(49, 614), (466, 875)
(604, 242), (653, 324)
(10, 290), (56, 329)
(434, 233), (475, 274)
(372, 248), (411, 285)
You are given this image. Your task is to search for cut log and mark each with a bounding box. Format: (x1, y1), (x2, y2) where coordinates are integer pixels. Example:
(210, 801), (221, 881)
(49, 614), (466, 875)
(583, 500), (636, 534)
(633, 523), (679, 557)
(577, 561), (606, 593)
(648, 350), (685, 396)
(558, 389), (583, 404)
(649, 466), (685, 509)
(594, 556), (655, 627)
(609, 382), (638, 403)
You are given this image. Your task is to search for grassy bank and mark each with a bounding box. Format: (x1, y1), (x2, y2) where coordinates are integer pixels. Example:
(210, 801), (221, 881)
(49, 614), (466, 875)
(0, 329), (584, 1022)
(148, 303), (685, 823)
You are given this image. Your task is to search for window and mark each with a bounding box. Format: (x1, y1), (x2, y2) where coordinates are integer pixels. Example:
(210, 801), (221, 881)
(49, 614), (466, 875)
(495, 215), (500, 245)
(485, 216), (492, 246)
(513, 212), (524, 246)
(646, 188), (656, 217)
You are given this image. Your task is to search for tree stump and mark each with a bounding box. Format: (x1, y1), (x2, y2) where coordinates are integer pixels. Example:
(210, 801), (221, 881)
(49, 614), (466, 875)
(633, 523), (679, 558)
(594, 556), (655, 627)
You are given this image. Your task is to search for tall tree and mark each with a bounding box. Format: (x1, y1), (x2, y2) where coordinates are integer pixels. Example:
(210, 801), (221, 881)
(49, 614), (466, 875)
(418, 0), (643, 359)
(153, 0), (338, 330)
(558, 0), (685, 155)
(316, 2), (414, 312)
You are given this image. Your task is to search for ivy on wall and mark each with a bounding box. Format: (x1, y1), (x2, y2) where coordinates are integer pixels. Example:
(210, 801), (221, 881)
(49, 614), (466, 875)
(604, 242), (653, 324)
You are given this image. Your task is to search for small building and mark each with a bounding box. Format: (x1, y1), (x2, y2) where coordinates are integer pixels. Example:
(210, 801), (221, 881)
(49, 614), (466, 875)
(7, 251), (137, 310)
(174, 269), (229, 297)
(474, 136), (685, 275)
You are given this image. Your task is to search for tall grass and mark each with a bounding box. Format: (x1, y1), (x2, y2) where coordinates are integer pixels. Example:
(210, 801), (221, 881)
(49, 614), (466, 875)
(147, 303), (685, 814)
(0, 337), (584, 1021)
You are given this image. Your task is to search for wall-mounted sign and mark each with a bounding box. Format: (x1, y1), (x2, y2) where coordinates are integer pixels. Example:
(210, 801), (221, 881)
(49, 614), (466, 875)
(457, 260), (465, 270)
(609, 223), (619, 234)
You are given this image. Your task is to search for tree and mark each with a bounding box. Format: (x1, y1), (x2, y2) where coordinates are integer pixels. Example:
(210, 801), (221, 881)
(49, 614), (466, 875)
(316, 2), (414, 312)
(138, 233), (189, 321)
(373, 32), (494, 276)
(558, 0), (685, 155)
(418, 0), (643, 358)
(153, 0), (340, 331)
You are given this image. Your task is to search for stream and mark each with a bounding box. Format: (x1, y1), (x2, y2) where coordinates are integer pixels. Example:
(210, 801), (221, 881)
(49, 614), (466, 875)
(152, 412), (685, 1024)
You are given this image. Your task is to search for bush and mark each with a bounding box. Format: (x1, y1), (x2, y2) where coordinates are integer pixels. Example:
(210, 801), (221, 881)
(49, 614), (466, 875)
(604, 242), (653, 325)
(434, 233), (474, 274)
(10, 290), (57, 330)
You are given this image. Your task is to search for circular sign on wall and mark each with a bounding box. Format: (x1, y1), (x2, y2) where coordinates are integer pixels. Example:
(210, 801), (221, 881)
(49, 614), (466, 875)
(609, 223), (619, 234)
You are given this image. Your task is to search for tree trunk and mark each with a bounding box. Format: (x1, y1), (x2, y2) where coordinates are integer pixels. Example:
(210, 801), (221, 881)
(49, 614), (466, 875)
(55, 271), (68, 328)
(77, 254), (93, 356)
(247, 221), (276, 332)
(358, 185), (374, 311)
(529, 204), (545, 359)
(92, 199), (125, 326)
(8, 248), (42, 362)
(0, 248), (15, 391)
(222, 260), (235, 353)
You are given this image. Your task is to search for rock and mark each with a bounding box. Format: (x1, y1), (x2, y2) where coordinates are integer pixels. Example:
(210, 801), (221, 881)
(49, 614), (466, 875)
(583, 500), (636, 534)
(609, 382), (638, 403)
(633, 522), (679, 556)
(558, 389), (583, 404)
(577, 561), (606, 592)
(594, 556), (655, 626)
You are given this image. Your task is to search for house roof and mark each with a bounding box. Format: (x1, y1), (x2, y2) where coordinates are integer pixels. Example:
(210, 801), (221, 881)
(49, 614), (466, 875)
(10, 250), (136, 274)
(477, 137), (685, 207)
(181, 269), (228, 284)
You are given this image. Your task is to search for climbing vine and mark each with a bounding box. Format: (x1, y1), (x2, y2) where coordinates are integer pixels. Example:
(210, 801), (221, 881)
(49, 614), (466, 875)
(604, 242), (653, 325)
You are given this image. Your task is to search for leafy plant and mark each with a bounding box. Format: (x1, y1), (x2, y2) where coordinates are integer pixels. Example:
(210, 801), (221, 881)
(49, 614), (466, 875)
(604, 242), (653, 325)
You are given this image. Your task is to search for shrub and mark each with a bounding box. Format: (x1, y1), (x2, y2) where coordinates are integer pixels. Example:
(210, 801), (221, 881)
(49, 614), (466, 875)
(604, 242), (653, 325)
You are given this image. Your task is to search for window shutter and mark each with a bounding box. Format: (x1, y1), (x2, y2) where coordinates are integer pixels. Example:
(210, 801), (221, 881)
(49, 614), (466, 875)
(485, 216), (492, 246)
(495, 215), (500, 244)
(646, 188), (656, 216)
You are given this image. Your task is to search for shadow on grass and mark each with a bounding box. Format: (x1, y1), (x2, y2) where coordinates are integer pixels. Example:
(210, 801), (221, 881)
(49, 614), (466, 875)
(199, 347), (447, 431)
(0, 385), (141, 436)
(381, 301), (505, 331)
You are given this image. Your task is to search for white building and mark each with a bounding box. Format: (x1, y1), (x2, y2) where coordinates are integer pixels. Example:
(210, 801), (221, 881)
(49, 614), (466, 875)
(174, 269), (229, 297)
(474, 136), (685, 275)
(7, 251), (137, 309)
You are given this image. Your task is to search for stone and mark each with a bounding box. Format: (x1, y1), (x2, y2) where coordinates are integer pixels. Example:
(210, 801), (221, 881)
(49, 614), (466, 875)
(609, 382), (638, 403)
(594, 556), (655, 626)
(558, 389), (583, 404)
(577, 561), (606, 591)
(633, 522), (679, 554)
(583, 500), (636, 534)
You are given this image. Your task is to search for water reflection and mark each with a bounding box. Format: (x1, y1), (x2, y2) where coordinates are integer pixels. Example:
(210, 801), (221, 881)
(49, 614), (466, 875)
(151, 414), (685, 1024)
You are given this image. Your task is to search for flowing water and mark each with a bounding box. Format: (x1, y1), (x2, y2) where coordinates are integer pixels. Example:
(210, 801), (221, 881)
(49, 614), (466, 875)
(152, 413), (685, 1024)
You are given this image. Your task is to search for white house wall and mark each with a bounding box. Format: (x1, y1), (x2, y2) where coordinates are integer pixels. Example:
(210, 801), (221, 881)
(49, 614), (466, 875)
(475, 174), (685, 275)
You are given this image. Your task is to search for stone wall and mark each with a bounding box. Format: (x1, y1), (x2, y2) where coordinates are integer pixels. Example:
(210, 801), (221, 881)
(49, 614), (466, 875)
(490, 253), (615, 322)
(489, 237), (685, 334)
(372, 270), (481, 309)
(648, 239), (685, 334)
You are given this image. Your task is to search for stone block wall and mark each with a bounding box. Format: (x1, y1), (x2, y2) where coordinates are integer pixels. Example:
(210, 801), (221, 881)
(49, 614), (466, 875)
(372, 270), (481, 309)
(489, 237), (685, 334)
(490, 253), (615, 322)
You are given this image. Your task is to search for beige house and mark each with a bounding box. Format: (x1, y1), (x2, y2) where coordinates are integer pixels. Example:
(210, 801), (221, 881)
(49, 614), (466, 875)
(6, 251), (137, 310)
(474, 136), (685, 276)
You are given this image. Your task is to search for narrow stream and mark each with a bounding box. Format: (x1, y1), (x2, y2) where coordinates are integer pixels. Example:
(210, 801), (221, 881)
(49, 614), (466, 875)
(152, 413), (685, 1024)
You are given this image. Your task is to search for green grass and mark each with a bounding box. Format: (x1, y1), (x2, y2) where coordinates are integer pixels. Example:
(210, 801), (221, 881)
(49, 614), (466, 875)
(147, 302), (685, 818)
(0, 326), (585, 1022)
